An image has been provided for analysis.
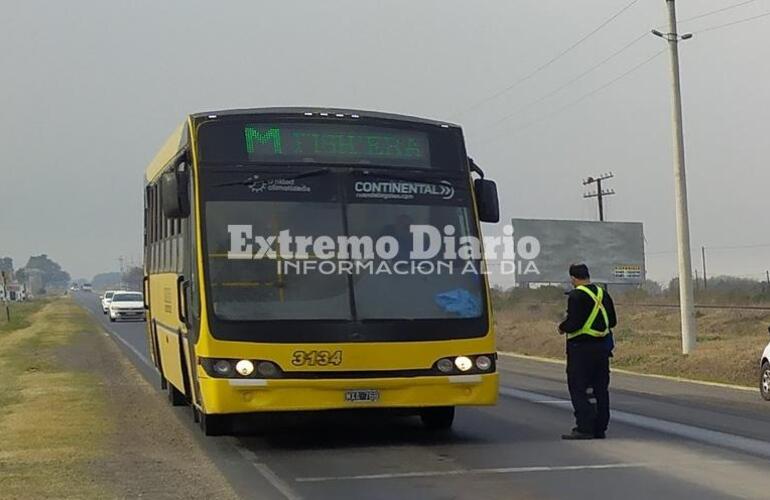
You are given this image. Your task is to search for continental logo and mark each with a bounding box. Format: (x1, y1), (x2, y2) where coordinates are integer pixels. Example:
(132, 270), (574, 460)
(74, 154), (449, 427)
(353, 180), (454, 201)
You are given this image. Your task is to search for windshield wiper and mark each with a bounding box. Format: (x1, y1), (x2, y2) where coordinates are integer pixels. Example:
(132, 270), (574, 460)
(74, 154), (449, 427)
(214, 167), (331, 188)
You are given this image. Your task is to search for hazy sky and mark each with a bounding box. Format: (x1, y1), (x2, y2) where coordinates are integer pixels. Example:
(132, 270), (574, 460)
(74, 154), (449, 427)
(1, 0), (769, 284)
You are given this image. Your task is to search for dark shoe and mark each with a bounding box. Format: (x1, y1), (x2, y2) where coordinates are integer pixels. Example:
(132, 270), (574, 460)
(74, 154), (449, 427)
(561, 430), (595, 440)
(594, 431), (606, 439)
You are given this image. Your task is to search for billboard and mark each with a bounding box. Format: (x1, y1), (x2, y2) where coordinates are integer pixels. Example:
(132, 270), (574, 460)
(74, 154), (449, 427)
(510, 218), (645, 285)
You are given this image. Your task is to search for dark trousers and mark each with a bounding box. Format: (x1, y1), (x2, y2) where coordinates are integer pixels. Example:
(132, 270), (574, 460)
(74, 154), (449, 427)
(566, 340), (610, 435)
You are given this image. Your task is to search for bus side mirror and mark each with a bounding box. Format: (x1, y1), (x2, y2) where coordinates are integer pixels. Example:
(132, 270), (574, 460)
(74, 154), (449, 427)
(474, 178), (499, 223)
(161, 169), (190, 218)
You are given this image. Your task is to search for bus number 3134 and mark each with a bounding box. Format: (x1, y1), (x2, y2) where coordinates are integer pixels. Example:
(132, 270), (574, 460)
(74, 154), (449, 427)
(291, 350), (343, 367)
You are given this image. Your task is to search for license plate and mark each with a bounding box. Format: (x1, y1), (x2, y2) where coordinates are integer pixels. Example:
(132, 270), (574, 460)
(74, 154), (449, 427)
(344, 390), (379, 403)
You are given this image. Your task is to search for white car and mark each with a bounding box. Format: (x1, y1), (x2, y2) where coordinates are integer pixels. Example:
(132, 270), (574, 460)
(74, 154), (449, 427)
(101, 291), (116, 313)
(761, 327), (770, 400)
(108, 291), (146, 322)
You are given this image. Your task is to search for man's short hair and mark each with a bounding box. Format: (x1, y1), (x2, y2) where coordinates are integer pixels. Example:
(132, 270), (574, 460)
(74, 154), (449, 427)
(569, 263), (590, 280)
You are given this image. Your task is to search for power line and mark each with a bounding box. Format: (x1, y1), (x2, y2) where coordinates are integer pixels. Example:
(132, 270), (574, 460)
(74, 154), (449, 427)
(678, 0), (761, 24)
(694, 10), (770, 33)
(449, 0), (642, 120)
(705, 243), (770, 251)
(477, 48), (665, 145)
(648, 243), (770, 254)
(483, 31), (649, 131)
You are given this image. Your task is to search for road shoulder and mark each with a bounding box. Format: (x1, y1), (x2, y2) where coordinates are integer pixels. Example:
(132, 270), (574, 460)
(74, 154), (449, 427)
(0, 298), (237, 499)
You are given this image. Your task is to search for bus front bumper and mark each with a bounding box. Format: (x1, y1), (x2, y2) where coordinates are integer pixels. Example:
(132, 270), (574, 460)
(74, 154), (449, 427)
(198, 373), (499, 414)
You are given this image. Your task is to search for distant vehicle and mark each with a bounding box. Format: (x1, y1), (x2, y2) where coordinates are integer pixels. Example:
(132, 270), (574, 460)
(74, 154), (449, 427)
(108, 292), (145, 322)
(761, 326), (770, 400)
(70, 284), (80, 291)
(143, 108), (500, 435)
(100, 291), (116, 313)
(82, 283), (93, 292)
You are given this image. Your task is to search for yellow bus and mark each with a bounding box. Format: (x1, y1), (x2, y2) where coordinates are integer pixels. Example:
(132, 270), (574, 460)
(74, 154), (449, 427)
(143, 108), (500, 435)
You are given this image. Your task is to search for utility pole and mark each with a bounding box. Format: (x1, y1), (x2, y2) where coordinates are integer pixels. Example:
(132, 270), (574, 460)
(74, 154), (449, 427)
(118, 256), (125, 290)
(653, 0), (696, 354)
(701, 246), (707, 289)
(583, 173), (615, 222)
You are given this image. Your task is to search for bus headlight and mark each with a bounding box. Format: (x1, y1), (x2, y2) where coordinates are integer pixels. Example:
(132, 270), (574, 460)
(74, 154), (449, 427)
(436, 358), (454, 373)
(475, 355), (492, 371)
(235, 360), (255, 376)
(257, 361), (279, 377)
(454, 356), (473, 372)
(213, 360), (232, 376)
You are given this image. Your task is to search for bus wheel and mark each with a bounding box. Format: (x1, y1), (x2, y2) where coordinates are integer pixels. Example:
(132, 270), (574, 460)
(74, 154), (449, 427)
(420, 406), (455, 430)
(167, 382), (187, 406)
(198, 411), (228, 436)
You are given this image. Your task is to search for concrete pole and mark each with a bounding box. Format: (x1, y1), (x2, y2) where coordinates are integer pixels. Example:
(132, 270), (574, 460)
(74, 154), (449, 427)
(664, 0), (697, 354)
(597, 178), (605, 222)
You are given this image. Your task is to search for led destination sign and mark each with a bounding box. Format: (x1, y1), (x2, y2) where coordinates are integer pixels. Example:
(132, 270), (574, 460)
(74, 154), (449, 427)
(243, 124), (431, 166)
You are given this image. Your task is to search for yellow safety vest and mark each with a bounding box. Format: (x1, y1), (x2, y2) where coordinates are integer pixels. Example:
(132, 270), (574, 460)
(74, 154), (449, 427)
(567, 285), (610, 340)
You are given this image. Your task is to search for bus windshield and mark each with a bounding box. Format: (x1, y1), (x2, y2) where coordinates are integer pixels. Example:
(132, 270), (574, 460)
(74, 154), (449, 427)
(202, 169), (485, 323)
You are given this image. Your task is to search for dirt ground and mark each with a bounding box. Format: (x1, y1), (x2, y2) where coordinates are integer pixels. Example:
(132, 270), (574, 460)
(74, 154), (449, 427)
(0, 299), (237, 499)
(495, 301), (770, 388)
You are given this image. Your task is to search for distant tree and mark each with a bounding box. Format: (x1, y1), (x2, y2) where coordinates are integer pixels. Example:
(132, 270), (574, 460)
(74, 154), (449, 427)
(92, 272), (122, 291)
(122, 266), (144, 291)
(21, 254), (70, 288)
(668, 275), (767, 304)
(641, 279), (663, 295)
(0, 257), (13, 274)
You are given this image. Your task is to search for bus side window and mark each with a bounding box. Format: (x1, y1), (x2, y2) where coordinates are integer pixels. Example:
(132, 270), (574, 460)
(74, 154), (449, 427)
(153, 184), (160, 274)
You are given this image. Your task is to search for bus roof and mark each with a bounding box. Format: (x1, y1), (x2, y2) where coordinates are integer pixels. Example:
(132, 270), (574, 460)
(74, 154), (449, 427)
(145, 121), (187, 182)
(190, 107), (460, 129)
(145, 108), (461, 182)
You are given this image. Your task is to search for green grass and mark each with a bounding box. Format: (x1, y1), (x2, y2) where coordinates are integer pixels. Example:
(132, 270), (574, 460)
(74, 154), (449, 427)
(495, 301), (770, 387)
(0, 299), (48, 335)
(0, 298), (110, 499)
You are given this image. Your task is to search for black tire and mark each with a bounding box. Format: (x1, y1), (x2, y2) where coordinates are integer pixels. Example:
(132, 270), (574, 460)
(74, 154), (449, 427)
(420, 406), (455, 430)
(167, 382), (187, 406)
(109, 316), (116, 322)
(198, 411), (228, 436)
(761, 362), (770, 401)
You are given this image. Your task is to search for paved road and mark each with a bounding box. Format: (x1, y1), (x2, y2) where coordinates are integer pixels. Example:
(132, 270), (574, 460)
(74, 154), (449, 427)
(76, 293), (770, 499)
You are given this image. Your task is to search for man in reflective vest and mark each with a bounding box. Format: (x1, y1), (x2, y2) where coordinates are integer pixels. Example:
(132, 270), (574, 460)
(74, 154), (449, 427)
(558, 263), (617, 440)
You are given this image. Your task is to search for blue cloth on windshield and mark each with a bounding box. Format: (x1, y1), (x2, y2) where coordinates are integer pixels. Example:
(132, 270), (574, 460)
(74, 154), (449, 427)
(435, 289), (482, 318)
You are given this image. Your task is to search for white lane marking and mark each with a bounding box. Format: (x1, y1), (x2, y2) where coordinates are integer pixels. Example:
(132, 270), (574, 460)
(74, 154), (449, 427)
(498, 352), (758, 393)
(230, 441), (303, 500)
(108, 328), (153, 368)
(78, 299), (153, 368)
(501, 387), (770, 459)
(85, 299), (300, 499)
(295, 462), (650, 482)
